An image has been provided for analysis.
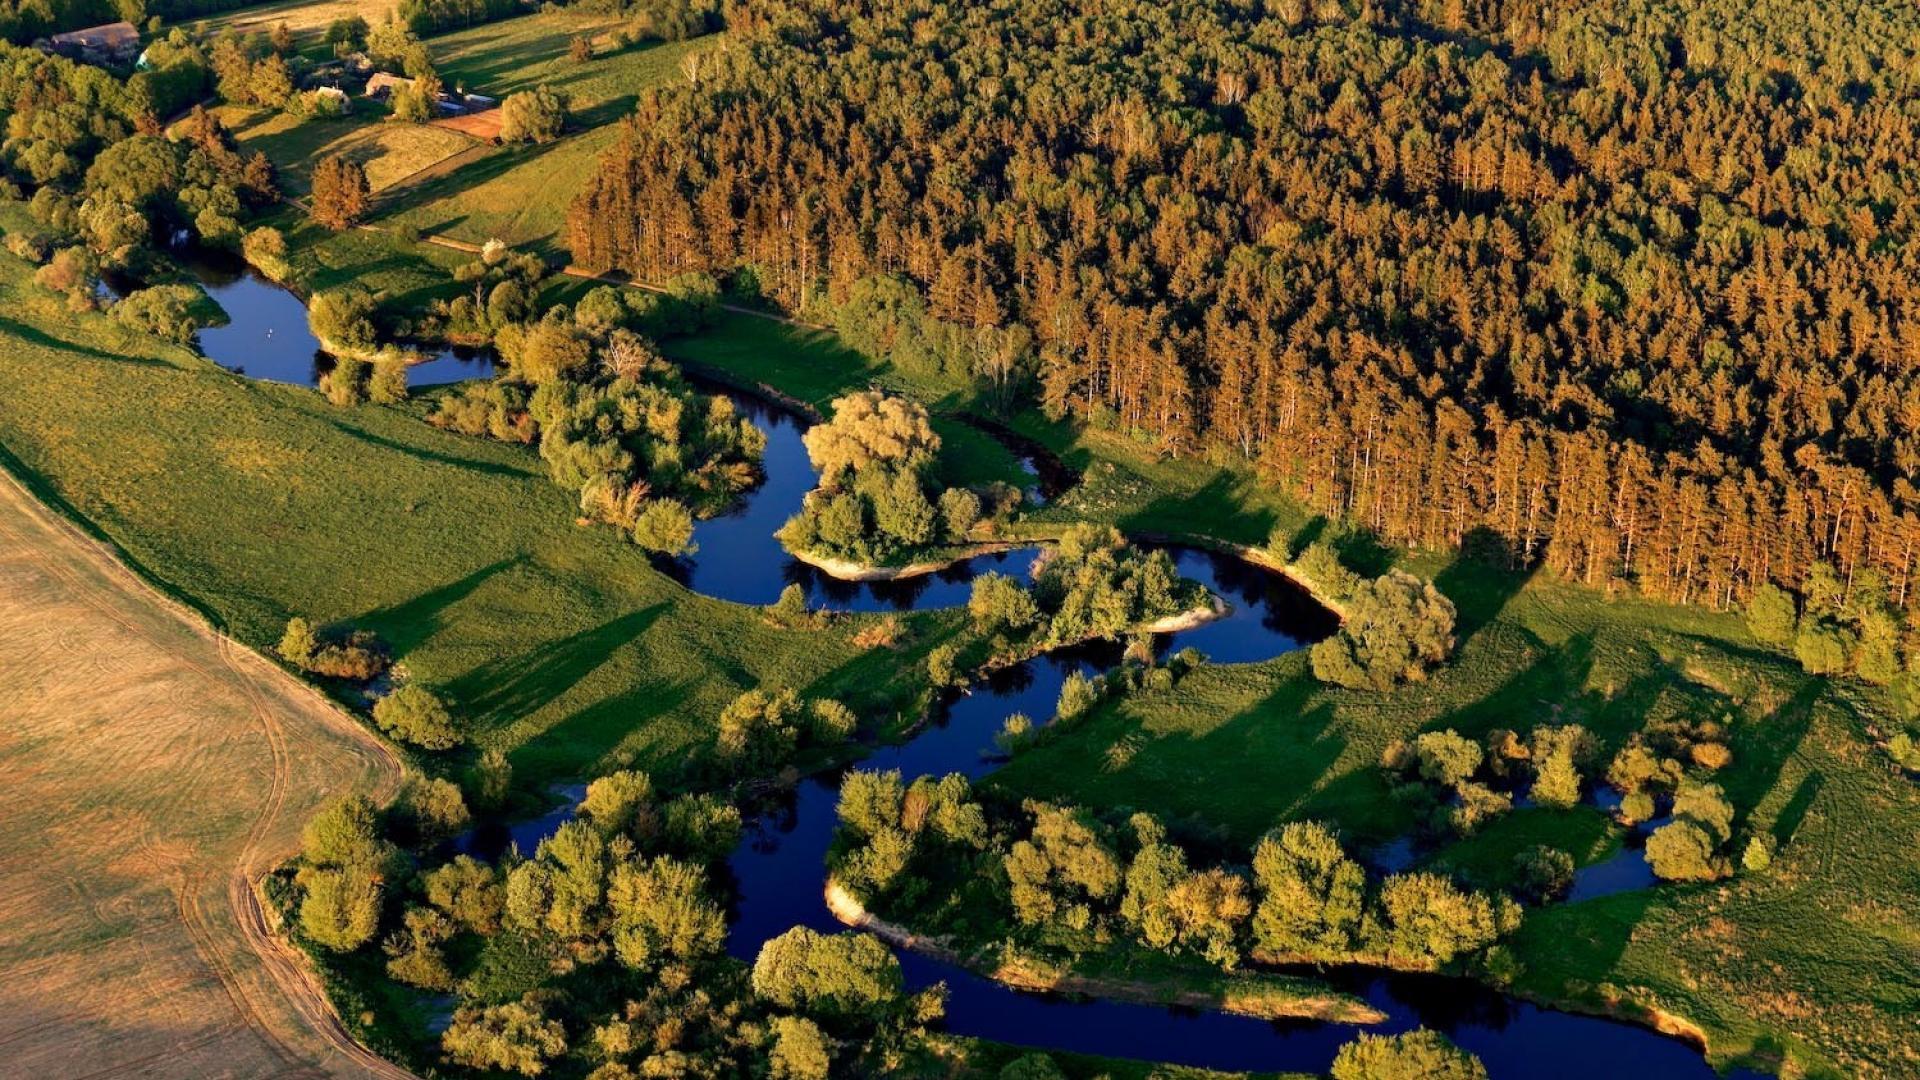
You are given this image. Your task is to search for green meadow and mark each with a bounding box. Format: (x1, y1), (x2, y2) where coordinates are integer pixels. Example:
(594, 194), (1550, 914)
(0, 247), (941, 790)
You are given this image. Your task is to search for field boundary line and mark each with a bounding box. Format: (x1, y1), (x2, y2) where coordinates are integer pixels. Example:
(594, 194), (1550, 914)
(0, 459), (413, 1080)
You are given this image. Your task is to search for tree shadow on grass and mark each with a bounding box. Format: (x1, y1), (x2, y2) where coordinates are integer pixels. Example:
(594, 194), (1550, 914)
(322, 415), (530, 478)
(0, 314), (169, 367)
(517, 674), (699, 785)
(450, 604), (668, 729)
(1117, 471), (1282, 548)
(1769, 769), (1823, 847)
(1435, 527), (1538, 648)
(357, 556), (524, 654)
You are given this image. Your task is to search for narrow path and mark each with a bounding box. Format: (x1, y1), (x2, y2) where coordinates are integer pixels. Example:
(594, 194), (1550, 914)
(0, 468), (411, 1080)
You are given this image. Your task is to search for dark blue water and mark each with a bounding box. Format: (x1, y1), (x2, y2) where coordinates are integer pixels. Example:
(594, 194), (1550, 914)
(182, 253), (496, 387)
(432, 370), (1759, 1078)
(653, 390), (1052, 609)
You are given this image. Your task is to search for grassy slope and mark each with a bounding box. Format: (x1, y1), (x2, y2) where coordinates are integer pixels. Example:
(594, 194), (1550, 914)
(375, 17), (717, 251)
(0, 245), (936, 790)
(667, 318), (1920, 1079)
(227, 11), (718, 263)
(212, 102), (480, 195)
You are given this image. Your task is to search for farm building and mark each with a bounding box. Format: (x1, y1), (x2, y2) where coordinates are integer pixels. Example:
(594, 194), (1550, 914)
(44, 21), (140, 64)
(313, 86), (352, 112)
(363, 71), (409, 99)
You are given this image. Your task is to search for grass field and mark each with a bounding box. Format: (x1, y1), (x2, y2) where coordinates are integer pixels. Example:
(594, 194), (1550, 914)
(0, 461), (403, 1079)
(378, 23), (718, 255)
(195, 0), (396, 46)
(215, 104), (482, 194)
(0, 242), (939, 791)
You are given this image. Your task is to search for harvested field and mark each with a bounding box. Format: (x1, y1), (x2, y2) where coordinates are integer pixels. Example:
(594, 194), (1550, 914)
(0, 470), (406, 1079)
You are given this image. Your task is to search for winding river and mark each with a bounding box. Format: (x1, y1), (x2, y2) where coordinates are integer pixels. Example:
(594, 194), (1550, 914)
(180, 251), (498, 387)
(191, 267), (1762, 1079)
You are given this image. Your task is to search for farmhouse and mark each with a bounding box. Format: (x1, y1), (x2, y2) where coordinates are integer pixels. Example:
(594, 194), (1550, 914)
(43, 21), (140, 64)
(363, 71), (409, 99)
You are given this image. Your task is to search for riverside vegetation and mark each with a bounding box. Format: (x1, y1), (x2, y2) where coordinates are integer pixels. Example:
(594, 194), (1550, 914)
(4, 0), (1920, 1076)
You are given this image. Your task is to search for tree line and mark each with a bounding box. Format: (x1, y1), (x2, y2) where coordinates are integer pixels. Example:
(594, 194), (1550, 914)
(567, 0), (1920, 616)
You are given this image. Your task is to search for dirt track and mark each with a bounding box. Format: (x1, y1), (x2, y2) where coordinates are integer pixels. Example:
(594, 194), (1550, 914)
(0, 470), (412, 1080)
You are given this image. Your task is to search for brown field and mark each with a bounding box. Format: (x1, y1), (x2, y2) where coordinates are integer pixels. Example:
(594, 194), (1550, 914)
(432, 107), (503, 141)
(0, 471), (407, 1080)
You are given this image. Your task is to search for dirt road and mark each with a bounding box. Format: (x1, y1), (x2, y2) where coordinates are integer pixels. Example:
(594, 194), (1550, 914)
(0, 470), (411, 1080)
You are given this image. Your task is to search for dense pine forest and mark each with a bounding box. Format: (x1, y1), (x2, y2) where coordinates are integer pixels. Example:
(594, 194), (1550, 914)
(571, 0), (1920, 613)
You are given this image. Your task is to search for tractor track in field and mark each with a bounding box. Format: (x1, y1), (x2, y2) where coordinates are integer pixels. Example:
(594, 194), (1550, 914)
(0, 467), (412, 1080)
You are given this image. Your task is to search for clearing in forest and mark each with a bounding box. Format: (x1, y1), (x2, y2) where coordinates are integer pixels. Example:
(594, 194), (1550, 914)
(0, 471), (404, 1079)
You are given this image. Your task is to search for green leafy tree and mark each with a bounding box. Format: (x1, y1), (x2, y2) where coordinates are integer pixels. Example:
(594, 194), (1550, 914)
(442, 996), (568, 1076)
(298, 865), (381, 951)
(1311, 571), (1457, 690)
(768, 1015), (832, 1080)
(500, 85), (568, 144)
(1332, 1030), (1488, 1080)
(1646, 819), (1727, 882)
(1745, 583), (1798, 646)
(750, 926), (904, 1018)
(1251, 820), (1366, 959)
(631, 498), (696, 556)
(607, 856), (727, 970)
(372, 684), (462, 749)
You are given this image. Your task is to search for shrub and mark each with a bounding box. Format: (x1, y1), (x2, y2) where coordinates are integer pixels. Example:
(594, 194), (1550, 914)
(372, 685), (462, 749)
(1332, 1029), (1488, 1080)
(631, 498), (696, 555)
(500, 85), (568, 144)
(1311, 570), (1456, 690)
(1513, 845), (1574, 903)
(114, 283), (213, 343)
(309, 288), (380, 353)
(441, 996), (567, 1075)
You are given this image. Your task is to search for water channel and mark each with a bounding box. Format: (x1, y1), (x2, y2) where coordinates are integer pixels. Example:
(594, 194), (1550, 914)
(190, 262), (1761, 1078)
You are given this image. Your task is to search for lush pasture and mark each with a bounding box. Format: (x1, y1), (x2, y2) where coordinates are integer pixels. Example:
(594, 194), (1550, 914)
(0, 246), (934, 790)
(379, 23), (717, 254)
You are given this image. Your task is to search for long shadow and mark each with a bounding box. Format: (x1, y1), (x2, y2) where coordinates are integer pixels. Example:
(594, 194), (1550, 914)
(1116, 470), (1281, 548)
(1435, 527), (1538, 647)
(322, 416), (529, 478)
(519, 674), (699, 785)
(357, 556), (524, 653)
(1717, 679), (1821, 836)
(449, 604), (669, 729)
(0, 314), (168, 367)
(1770, 769), (1823, 846)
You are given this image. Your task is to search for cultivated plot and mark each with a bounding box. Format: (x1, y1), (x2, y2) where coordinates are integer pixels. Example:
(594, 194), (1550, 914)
(0, 472), (404, 1079)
